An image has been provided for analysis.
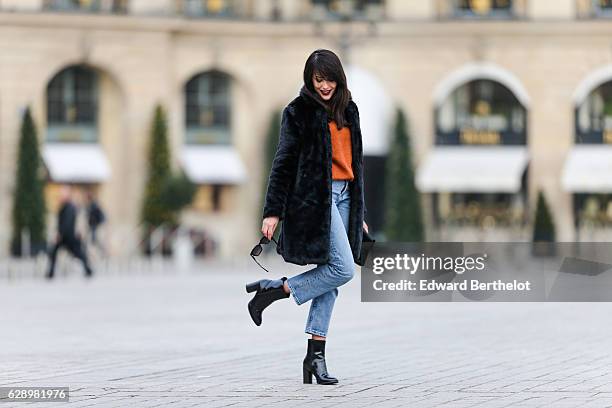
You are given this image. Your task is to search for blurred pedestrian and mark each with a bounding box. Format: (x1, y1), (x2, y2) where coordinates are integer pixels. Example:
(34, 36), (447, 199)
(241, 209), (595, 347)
(86, 190), (106, 254)
(46, 185), (93, 279)
(246, 49), (368, 385)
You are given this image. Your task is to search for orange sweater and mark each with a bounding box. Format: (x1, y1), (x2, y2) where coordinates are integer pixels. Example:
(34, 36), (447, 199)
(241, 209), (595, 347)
(329, 120), (354, 181)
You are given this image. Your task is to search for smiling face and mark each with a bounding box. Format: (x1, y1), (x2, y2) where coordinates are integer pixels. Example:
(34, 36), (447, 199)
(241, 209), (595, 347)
(312, 72), (337, 101)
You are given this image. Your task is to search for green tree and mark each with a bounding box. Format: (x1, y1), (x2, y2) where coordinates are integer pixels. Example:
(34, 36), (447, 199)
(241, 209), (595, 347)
(11, 107), (47, 256)
(160, 172), (196, 213)
(141, 104), (173, 229)
(141, 105), (196, 255)
(384, 107), (424, 242)
(532, 190), (556, 242)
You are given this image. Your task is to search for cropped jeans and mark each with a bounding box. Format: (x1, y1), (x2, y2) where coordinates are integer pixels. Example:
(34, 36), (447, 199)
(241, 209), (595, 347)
(286, 179), (355, 337)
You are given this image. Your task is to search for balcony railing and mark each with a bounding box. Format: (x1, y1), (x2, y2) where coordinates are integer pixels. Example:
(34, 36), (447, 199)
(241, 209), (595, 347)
(575, 129), (612, 144)
(185, 126), (231, 145)
(13, 0), (387, 21)
(43, 0), (128, 13)
(436, 0), (528, 20)
(46, 124), (98, 143)
(310, 0), (385, 21)
(436, 129), (527, 145)
(575, 115), (612, 143)
(178, 0), (240, 18)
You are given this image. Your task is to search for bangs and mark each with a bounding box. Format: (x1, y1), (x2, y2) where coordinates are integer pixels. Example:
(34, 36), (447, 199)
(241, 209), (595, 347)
(313, 68), (338, 82)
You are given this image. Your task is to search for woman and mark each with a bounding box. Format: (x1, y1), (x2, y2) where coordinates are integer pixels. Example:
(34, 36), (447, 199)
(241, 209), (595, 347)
(246, 49), (368, 385)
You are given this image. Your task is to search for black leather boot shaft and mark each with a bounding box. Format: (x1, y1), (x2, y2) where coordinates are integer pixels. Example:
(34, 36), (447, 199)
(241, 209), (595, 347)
(303, 339), (338, 385)
(246, 277), (289, 326)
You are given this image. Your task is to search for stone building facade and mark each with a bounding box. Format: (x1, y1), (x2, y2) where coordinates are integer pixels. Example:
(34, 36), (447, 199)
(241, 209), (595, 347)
(1, 0), (612, 259)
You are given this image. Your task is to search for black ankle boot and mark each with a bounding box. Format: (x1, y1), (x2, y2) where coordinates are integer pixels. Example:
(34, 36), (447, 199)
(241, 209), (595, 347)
(246, 277), (289, 326)
(303, 339), (338, 385)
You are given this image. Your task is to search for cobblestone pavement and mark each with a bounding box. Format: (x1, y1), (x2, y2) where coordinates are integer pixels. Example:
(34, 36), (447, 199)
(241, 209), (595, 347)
(2, 258), (612, 407)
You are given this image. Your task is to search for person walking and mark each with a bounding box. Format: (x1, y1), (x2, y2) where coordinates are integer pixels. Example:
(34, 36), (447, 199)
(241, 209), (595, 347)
(46, 186), (94, 279)
(86, 190), (106, 254)
(246, 49), (369, 385)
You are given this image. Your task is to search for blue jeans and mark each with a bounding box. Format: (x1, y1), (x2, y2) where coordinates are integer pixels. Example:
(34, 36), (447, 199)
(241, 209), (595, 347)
(286, 179), (355, 337)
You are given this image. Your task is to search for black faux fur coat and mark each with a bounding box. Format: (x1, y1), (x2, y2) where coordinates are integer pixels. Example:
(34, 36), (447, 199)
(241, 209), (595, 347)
(262, 86), (367, 266)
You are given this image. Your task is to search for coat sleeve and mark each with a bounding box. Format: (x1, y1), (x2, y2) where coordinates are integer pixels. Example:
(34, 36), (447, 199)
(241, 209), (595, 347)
(262, 105), (301, 221)
(353, 102), (368, 220)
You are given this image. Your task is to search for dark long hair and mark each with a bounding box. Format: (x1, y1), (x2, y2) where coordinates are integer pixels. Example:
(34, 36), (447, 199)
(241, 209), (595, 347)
(303, 49), (352, 129)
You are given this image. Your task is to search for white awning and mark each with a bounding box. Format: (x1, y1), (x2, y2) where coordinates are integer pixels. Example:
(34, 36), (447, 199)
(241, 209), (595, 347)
(416, 146), (529, 193)
(43, 143), (111, 183)
(181, 145), (247, 184)
(562, 145), (612, 192)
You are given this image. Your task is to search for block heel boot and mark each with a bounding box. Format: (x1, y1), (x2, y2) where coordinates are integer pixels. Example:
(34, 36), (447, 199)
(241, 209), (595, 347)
(302, 339), (338, 385)
(246, 277), (289, 326)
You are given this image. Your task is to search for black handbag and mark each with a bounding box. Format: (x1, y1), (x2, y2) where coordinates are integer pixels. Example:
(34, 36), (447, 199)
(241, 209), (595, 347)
(356, 229), (376, 266)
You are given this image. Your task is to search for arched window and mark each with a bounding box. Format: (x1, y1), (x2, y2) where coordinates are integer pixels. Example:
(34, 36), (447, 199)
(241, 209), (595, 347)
(43, 65), (112, 194)
(184, 70), (231, 144)
(180, 70), (246, 213)
(436, 79), (526, 145)
(46, 65), (98, 142)
(426, 78), (529, 235)
(570, 81), (612, 232)
(576, 80), (612, 143)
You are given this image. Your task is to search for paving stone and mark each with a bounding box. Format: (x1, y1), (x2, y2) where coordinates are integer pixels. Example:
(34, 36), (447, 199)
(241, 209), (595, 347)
(1, 261), (611, 407)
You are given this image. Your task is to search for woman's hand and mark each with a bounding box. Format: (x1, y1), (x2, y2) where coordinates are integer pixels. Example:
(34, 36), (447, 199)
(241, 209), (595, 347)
(363, 221), (369, 234)
(262, 216), (280, 240)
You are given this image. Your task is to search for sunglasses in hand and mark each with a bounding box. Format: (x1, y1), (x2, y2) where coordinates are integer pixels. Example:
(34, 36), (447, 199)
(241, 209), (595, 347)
(250, 235), (278, 273)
